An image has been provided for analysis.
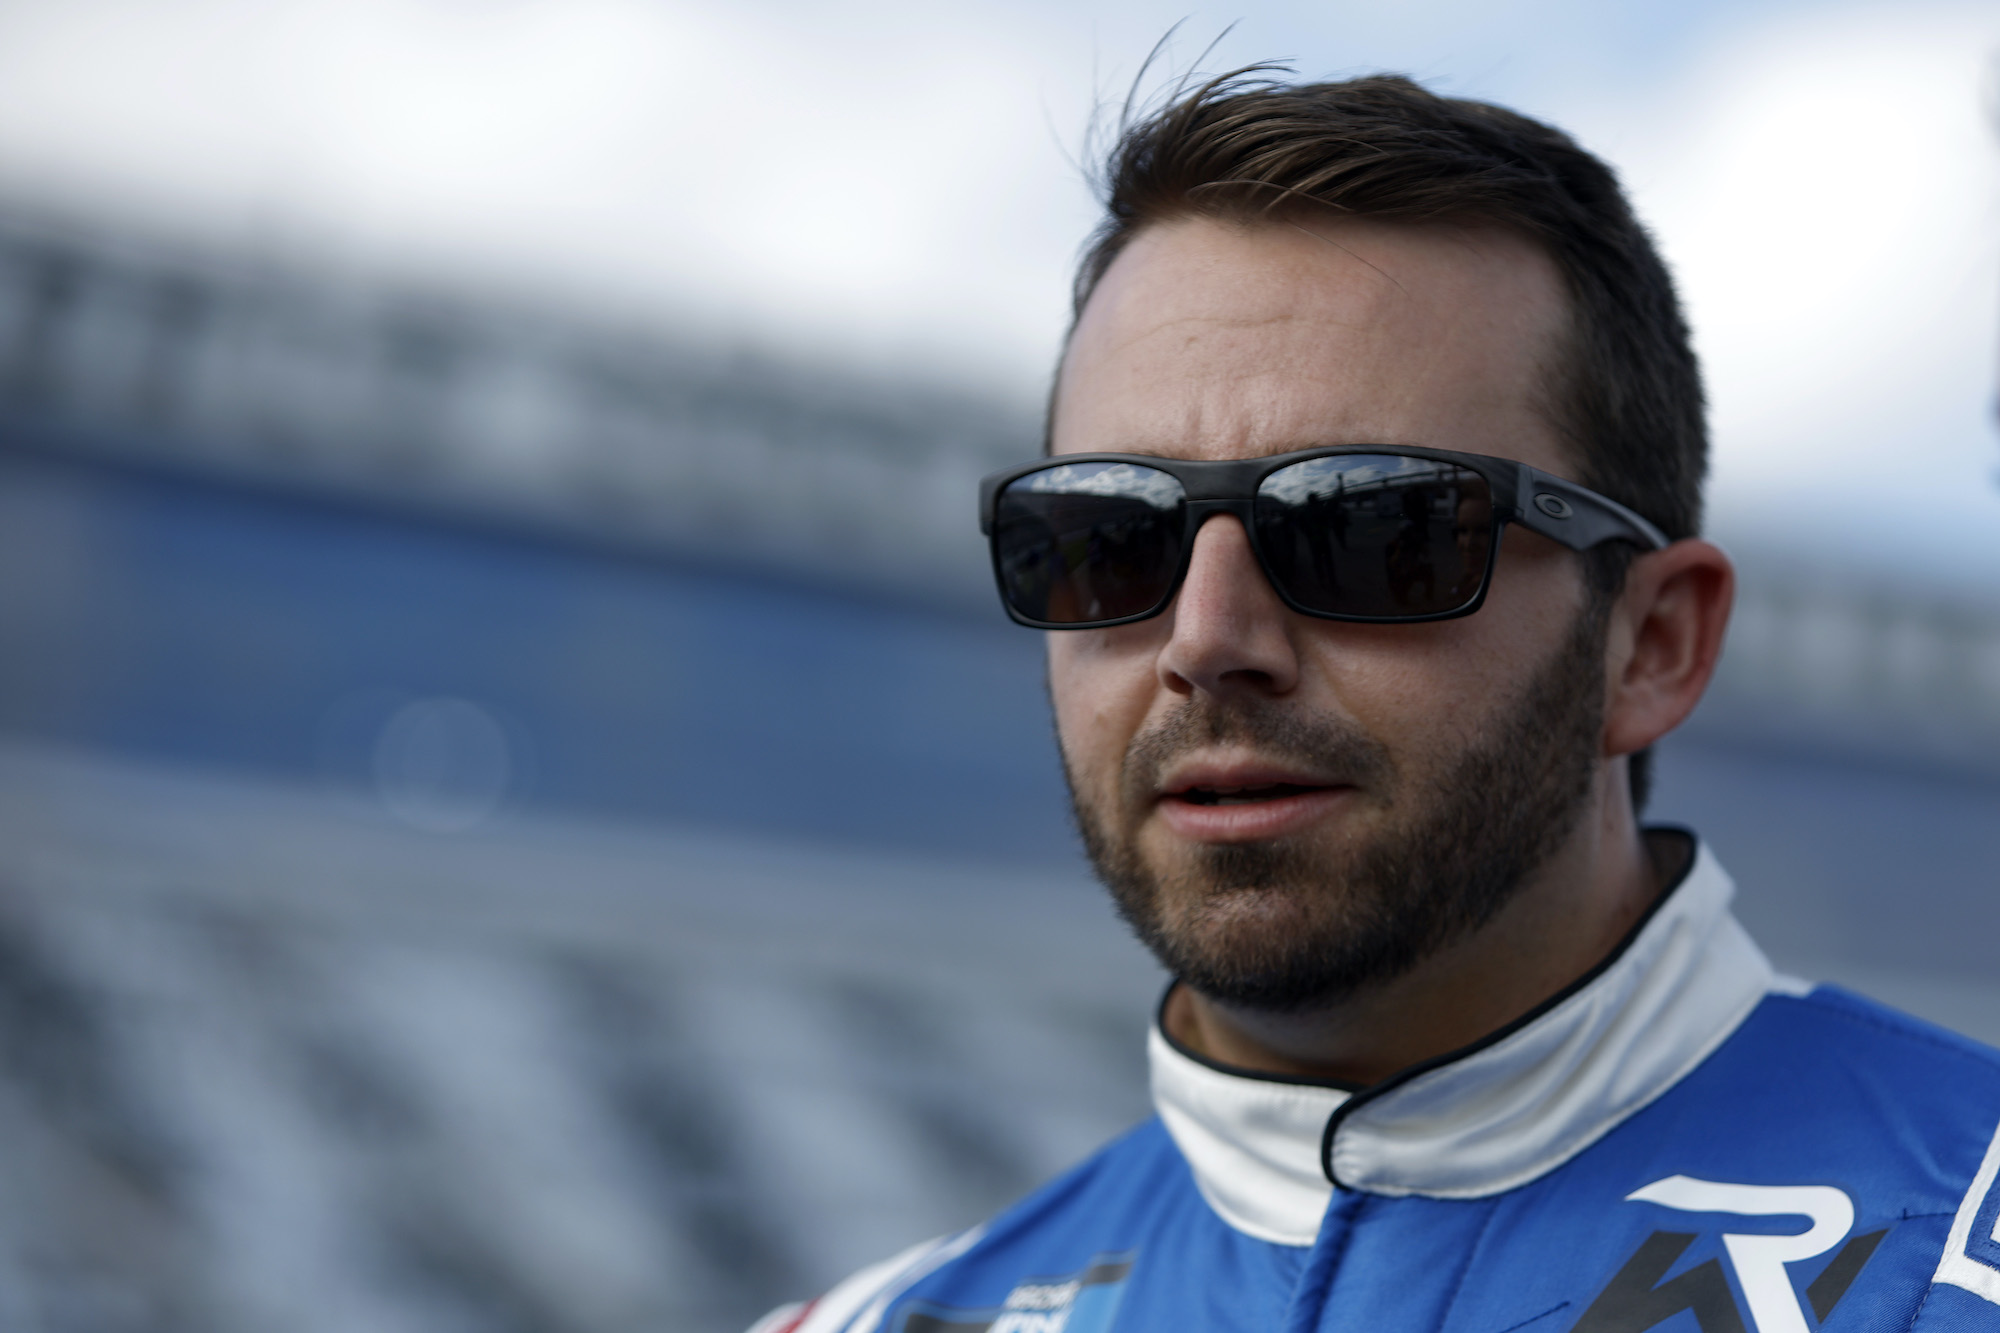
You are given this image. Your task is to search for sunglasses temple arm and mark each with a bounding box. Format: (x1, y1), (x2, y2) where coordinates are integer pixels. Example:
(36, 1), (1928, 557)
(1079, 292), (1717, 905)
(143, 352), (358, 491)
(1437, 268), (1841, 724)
(977, 475), (1000, 535)
(1509, 467), (1670, 552)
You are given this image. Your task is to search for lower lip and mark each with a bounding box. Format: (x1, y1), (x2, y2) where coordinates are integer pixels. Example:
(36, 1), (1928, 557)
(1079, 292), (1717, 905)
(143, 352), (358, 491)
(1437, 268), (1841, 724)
(1155, 787), (1354, 842)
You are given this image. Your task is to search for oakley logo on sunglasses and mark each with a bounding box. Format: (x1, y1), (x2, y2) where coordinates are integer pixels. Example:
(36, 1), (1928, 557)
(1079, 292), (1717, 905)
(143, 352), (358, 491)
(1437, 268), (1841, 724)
(977, 446), (1667, 630)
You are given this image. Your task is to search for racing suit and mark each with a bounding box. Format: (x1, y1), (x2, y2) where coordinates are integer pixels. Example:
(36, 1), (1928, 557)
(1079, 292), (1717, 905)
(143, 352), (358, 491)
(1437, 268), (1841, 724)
(753, 837), (2000, 1332)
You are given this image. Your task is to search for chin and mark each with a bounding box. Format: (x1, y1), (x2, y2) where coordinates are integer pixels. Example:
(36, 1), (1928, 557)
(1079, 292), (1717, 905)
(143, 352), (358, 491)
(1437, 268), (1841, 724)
(1168, 880), (1331, 942)
(1114, 837), (1438, 1012)
(1159, 878), (1371, 984)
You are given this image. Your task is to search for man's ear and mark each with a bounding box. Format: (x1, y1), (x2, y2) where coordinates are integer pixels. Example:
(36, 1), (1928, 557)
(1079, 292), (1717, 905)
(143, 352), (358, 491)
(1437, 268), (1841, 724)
(1602, 539), (1735, 759)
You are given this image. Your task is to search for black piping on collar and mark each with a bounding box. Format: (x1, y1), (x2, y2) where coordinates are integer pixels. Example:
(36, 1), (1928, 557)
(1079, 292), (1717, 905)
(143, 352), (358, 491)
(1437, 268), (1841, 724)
(1314, 825), (1700, 1188)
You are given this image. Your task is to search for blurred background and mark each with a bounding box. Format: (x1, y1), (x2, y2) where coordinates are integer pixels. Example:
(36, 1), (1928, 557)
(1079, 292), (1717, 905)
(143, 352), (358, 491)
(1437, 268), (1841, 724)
(0, 1), (1996, 1330)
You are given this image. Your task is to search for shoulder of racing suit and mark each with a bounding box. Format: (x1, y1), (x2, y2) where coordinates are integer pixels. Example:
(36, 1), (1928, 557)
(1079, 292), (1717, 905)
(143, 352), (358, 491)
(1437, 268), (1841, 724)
(751, 837), (2000, 1333)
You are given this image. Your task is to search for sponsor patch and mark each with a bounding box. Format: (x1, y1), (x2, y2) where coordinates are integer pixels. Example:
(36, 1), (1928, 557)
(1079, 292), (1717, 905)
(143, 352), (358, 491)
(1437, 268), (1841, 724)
(1933, 1113), (2000, 1307)
(895, 1254), (1134, 1333)
(1574, 1177), (1882, 1333)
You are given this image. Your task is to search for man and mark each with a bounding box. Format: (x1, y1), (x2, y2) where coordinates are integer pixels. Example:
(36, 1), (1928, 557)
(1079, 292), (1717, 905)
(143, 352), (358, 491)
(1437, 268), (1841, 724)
(755, 73), (2000, 1333)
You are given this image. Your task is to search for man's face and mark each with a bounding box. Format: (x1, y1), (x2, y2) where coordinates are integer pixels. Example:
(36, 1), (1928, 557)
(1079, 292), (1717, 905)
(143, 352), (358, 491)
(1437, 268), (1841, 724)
(1048, 215), (1610, 1012)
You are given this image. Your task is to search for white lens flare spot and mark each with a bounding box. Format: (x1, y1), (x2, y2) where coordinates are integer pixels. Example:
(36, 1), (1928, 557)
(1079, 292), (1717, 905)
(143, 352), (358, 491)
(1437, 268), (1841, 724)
(372, 696), (512, 833)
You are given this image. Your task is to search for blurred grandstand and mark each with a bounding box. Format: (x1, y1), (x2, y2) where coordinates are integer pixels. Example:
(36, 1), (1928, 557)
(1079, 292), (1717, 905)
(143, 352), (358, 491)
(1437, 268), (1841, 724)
(1, 208), (1997, 1333)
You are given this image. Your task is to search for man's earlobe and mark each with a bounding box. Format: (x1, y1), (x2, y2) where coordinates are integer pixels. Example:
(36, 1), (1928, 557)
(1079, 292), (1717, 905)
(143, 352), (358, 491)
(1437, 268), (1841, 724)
(1602, 539), (1735, 760)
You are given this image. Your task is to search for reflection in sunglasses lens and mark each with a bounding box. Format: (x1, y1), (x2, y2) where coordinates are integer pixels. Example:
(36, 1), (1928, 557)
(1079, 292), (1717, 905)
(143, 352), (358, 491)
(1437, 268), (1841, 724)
(1255, 456), (1495, 617)
(995, 463), (1186, 624)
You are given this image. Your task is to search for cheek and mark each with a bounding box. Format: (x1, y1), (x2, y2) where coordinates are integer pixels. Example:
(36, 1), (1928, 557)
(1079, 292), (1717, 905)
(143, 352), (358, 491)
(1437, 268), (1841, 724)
(1301, 633), (1486, 757)
(1047, 631), (1158, 786)
(1299, 595), (1568, 755)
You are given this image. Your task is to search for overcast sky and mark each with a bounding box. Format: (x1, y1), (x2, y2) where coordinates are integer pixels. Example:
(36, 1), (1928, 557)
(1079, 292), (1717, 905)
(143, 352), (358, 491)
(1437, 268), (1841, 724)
(0, 0), (1994, 594)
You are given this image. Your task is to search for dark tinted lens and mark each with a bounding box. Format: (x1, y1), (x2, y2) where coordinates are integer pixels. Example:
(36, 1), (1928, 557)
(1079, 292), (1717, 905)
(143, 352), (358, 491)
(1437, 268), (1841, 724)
(993, 462), (1186, 624)
(1254, 455), (1495, 618)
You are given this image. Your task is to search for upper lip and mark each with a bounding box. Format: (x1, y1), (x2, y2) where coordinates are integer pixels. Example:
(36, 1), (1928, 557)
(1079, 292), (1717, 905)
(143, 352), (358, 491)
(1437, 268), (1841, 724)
(1157, 756), (1349, 799)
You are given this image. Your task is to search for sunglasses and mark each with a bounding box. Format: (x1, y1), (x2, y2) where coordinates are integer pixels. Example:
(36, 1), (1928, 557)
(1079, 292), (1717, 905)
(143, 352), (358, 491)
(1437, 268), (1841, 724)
(979, 445), (1667, 629)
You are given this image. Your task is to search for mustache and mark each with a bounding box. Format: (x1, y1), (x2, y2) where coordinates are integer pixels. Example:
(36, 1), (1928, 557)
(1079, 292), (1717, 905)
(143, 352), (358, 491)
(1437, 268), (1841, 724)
(1121, 699), (1394, 809)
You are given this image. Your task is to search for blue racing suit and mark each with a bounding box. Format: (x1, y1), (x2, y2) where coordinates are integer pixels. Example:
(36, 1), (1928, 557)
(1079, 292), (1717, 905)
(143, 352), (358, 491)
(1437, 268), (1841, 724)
(753, 836), (2000, 1333)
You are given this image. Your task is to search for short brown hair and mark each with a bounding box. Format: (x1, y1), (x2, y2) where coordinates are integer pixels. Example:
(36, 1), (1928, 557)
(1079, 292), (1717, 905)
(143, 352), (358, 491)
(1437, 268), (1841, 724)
(1069, 71), (1706, 545)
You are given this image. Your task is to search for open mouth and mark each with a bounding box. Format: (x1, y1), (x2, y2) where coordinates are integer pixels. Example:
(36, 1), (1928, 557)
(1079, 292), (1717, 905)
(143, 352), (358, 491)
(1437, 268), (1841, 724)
(1172, 782), (1331, 806)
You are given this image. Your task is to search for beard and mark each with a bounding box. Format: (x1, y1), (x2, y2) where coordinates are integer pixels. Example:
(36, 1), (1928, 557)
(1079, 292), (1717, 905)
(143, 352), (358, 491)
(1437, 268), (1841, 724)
(1066, 602), (1609, 1015)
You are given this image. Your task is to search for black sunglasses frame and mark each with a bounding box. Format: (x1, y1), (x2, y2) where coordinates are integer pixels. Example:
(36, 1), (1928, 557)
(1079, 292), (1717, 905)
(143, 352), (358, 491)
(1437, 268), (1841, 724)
(978, 445), (1669, 630)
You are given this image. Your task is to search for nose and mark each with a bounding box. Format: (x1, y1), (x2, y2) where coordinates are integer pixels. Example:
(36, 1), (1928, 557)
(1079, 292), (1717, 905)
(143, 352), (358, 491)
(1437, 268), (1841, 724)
(1156, 513), (1302, 699)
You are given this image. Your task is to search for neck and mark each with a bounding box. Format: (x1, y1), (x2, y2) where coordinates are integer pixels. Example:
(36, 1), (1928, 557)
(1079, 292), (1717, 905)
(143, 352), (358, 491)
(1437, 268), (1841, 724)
(1164, 777), (1677, 1087)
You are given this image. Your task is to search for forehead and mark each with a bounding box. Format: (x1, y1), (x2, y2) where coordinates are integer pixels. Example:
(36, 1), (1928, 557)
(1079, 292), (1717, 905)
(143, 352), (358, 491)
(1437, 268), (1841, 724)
(1051, 215), (1573, 476)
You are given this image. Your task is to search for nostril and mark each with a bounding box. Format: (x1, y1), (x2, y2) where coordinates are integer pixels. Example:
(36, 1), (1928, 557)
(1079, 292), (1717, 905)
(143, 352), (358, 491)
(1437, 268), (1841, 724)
(1160, 659), (1287, 698)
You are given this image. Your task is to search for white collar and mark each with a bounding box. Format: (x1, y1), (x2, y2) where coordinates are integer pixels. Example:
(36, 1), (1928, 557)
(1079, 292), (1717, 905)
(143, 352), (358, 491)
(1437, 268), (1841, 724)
(1150, 840), (1805, 1246)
